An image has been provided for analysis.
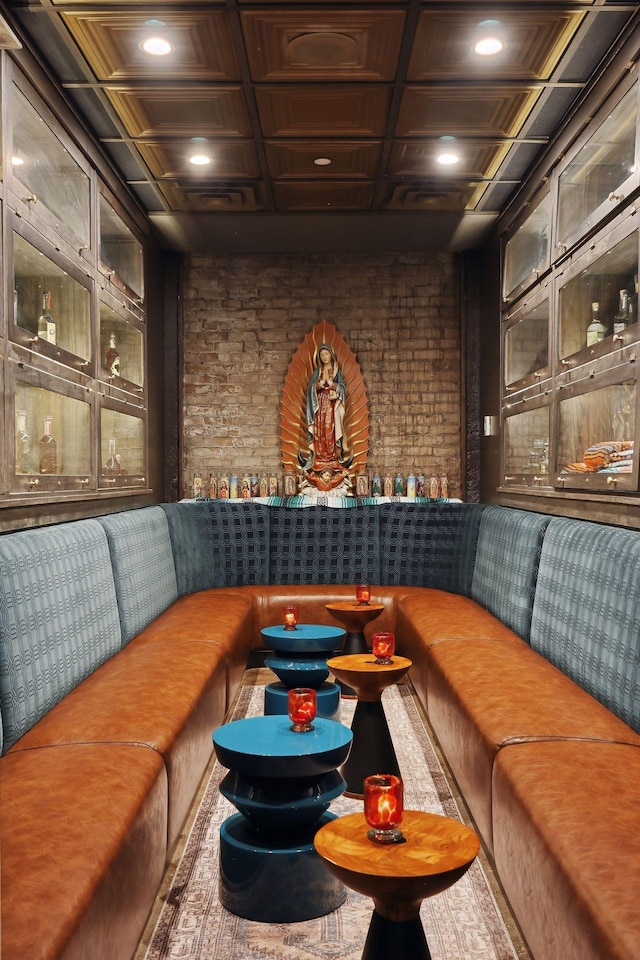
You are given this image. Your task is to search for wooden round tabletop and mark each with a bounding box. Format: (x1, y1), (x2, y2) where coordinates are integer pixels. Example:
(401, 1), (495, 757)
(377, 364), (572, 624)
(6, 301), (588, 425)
(325, 653), (411, 700)
(314, 810), (480, 922)
(325, 601), (385, 634)
(315, 810), (480, 879)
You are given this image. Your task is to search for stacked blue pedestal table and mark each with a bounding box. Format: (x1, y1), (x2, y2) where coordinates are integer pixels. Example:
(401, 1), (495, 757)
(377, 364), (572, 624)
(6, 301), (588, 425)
(261, 623), (345, 721)
(213, 715), (353, 922)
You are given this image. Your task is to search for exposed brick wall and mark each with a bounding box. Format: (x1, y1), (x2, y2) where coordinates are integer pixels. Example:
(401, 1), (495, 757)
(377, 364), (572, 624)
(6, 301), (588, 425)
(181, 252), (463, 498)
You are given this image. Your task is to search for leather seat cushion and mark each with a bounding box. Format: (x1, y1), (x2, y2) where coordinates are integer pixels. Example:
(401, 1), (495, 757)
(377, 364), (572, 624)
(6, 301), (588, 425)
(426, 637), (640, 850)
(1, 743), (167, 960)
(8, 638), (227, 849)
(493, 740), (640, 960)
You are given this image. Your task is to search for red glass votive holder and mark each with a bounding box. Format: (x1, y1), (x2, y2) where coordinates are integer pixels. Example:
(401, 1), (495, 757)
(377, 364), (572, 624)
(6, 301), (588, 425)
(288, 687), (317, 732)
(364, 773), (405, 844)
(356, 583), (371, 605)
(282, 604), (299, 630)
(372, 631), (395, 664)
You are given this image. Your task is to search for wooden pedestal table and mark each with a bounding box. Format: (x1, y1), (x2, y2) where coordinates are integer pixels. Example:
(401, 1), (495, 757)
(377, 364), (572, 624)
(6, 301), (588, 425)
(325, 602), (385, 697)
(314, 810), (480, 960)
(325, 654), (412, 798)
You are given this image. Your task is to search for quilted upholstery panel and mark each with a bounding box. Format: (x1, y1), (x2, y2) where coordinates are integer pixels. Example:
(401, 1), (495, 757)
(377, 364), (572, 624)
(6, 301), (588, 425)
(97, 507), (178, 645)
(0, 520), (121, 751)
(471, 506), (551, 641)
(530, 517), (640, 732)
(161, 501), (270, 595)
(268, 506), (379, 584)
(378, 502), (485, 594)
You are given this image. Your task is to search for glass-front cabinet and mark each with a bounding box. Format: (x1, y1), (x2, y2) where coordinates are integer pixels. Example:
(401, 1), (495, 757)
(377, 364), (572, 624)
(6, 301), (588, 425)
(504, 280), (551, 393)
(99, 299), (145, 394)
(556, 79), (638, 256)
(11, 223), (92, 372)
(556, 370), (637, 492)
(1, 59), (150, 511)
(503, 191), (551, 305)
(9, 77), (91, 254)
(99, 404), (146, 489)
(557, 223), (638, 366)
(504, 399), (551, 486)
(500, 73), (640, 502)
(12, 370), (93, 494)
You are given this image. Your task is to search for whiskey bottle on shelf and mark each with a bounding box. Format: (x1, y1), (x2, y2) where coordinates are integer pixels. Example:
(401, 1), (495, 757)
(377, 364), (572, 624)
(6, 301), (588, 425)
(104, 437), (124, 476)
(37, 291), (57, 344)
(15, 409), (32, 474)
(613, 289), (629, 335)
(105, 332), (121, 378)
(586, 301), (605, 346)
(39, 415), (57, 474)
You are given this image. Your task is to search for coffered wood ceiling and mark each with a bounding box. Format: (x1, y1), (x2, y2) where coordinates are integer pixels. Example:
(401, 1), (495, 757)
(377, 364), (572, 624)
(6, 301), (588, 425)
(4, 1), (640, 252)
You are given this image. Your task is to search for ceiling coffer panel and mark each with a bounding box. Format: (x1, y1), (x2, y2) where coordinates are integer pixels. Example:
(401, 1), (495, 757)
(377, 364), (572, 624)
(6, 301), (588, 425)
(60, 11), (240, 81)
(8, 0), (636, 251)
(240, 10), (406, 81)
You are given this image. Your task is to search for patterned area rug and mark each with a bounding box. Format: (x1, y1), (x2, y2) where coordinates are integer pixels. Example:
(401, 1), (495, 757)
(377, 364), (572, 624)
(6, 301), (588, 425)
(143, 681), (523, 960)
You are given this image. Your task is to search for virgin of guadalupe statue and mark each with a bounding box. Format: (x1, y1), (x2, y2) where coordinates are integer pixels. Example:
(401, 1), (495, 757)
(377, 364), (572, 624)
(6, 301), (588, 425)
(298, 343), (353, 492)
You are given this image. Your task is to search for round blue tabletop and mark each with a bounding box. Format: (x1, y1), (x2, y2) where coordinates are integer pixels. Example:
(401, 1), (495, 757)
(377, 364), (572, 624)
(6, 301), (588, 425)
(261, 623), (345, 653)
(213, 715), (352, 778)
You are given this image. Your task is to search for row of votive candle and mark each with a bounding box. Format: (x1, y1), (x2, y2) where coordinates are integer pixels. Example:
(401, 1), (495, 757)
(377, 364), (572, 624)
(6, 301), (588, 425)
(192, 473), (450, 499)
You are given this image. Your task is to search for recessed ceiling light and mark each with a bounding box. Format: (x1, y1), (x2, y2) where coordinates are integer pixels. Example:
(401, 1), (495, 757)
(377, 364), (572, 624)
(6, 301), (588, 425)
(473, 19), (505, 57)
(474, 37), (504, 56)
(139, 36), (174, 56)
(314, 157), (332, 166)
(437, 152), (460, 166)
(188, 154), (212, 166)
(11, 156), (24, 166)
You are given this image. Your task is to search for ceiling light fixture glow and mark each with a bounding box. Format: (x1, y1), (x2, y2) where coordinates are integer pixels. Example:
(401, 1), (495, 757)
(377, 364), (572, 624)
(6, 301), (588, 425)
(188, 154), (212, 166)
(139, 36), (174, 56)
(474, 36), (504, 56)
(11, 156), (24, 166)
(314, 157), (332, 166)
(473, 19), (505, 57)
(437, 152), (460, 166)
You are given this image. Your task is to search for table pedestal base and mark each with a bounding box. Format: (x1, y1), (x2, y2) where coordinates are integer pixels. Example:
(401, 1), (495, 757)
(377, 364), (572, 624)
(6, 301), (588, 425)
(363, 910), (432, 960)
(264, 680), (340, 720)
(342, 700), (400, 798)
(219, 812), (346, 922)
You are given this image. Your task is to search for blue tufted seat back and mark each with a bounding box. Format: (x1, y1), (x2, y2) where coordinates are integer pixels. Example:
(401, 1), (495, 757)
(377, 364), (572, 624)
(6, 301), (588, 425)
(268, 504), (379, 584)
(0, 519), (121, 752)
(97, 506), (178, 644)
(471, 505), (552, 641)
(530, 516), (640, 732)
(161, 501), (270, 596)
(379, 501), (485, 594)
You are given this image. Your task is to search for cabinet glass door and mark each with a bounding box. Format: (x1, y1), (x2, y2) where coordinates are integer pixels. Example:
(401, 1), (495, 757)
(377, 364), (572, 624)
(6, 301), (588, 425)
(556, 373), (637, 491)
(14, 380), (91, 490)
(99, 406), (146, 487)
(503, 192), (551, 303)
(504, 293), (550, 391)
(556, 82), (638, 250)
(503, 403), (550, 484)
(13, 231), (91, 366)
(99, 302), (144, 391)
(11, 83), (91, 249)
(100, 195), (144, 300)
(558, 228), (638, 362)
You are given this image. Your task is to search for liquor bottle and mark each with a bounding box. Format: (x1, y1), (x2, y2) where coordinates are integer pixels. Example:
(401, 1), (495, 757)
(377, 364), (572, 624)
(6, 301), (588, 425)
(15, 409), (31, 474)
(104, 437), (123, 476)
(613, 289), (629, 335)
(105, 332), (121, 377)
(37, 291), (57, 344)
(39, 415), (57, 474)
(586, 301), (605, 346)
